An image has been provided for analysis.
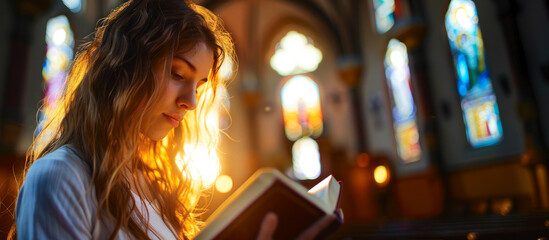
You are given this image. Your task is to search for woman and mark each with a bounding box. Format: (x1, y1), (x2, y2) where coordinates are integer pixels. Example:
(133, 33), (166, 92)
(14, 0), (335, 239)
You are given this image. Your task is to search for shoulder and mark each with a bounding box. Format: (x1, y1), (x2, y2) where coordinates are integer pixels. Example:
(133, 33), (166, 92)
(23, 145), (91, 196)
(16, 145), (96, 239)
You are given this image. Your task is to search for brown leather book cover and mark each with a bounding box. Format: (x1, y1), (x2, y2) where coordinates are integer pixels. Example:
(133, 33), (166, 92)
(195, 168), (342, 240)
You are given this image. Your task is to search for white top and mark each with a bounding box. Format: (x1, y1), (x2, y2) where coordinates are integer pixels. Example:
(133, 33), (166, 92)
(16, 145), (179, 240)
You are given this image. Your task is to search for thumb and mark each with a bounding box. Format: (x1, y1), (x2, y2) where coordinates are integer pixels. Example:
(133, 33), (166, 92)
(256, 212), (278, 240)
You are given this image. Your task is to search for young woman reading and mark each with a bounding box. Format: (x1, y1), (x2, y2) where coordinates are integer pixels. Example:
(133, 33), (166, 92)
(13, 0), (337, 239)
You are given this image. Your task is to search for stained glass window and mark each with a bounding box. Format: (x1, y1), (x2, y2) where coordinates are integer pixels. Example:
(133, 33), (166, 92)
(62, 0), (81, 13)
(373, 0), (396, 33)
(384, 39), (421, 163)
(37, 15), (74, 135)
(281, 75), (323, 141)
(445, 0), (503, 148)
(292, 137), (321, 180)
(270, 31), (322, 76)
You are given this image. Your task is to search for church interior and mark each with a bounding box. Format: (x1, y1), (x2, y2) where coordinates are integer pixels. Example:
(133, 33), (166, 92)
(1, 0), (549, 239)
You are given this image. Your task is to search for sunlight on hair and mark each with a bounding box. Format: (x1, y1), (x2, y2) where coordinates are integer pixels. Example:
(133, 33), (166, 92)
(174, 85), (226, 188)
(219, 55), (234, 80)
(176, 145), (220, 188)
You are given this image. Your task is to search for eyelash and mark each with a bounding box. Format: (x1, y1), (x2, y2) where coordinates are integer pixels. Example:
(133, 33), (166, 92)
(171, 72), (208, 86)
(171, 72), (184, 81)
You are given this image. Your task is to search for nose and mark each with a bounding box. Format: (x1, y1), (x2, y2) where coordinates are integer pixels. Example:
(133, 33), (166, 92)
(176, 86), (197, 111)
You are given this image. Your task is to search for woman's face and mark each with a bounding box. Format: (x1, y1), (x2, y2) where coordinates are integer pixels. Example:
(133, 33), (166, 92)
(142, 42), (214, 141)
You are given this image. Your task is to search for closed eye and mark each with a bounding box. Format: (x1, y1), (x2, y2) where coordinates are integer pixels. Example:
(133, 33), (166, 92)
(171, 72), (184, 81)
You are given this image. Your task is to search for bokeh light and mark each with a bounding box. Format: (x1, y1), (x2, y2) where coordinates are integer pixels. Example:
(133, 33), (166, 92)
(374, 165), (390, 187)
(215, 175), (233, 193)
(176, 145), (220, 188)
(292, 137), (321, 180)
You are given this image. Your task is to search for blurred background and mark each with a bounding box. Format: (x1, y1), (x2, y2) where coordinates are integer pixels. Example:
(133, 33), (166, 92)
(1, 0), (549, 239)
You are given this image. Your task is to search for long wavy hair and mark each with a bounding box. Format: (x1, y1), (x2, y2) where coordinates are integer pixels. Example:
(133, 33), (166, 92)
(15, 0), (234, 239)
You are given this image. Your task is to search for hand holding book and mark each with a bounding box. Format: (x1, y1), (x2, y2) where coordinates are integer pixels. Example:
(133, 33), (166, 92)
(256, 211), (340, 240)
(195, 168), (343, 240)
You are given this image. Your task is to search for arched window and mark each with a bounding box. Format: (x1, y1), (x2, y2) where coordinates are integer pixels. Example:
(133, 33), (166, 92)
(445, 0), (503, 148)
(384, 39), (421, 163)
(281, 75), (323, 142)
(272, 30), (324, 180)
(270, 31), (322, 76)
(37, 15), (74, 135)
(373, 0), (396, 33)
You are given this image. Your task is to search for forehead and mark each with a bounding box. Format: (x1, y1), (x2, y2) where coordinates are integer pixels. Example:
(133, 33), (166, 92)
(174, 42), (214, 70)
(175, 42), (213, 59)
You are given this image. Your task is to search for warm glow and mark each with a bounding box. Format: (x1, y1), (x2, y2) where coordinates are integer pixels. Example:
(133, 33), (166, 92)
(292, 137), (321, 180)
(172, 85), (229, 188)
(374, 165), (390, 186)
(270, 31), (323, 76)
(215, 175), (233, 193)
(176, 144), (220, 188)
(357, 153), (370, 168)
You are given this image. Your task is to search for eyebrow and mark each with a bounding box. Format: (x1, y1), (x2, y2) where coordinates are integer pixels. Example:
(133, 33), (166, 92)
(174, 55), (209, 82)
(174, 55), (196, 73)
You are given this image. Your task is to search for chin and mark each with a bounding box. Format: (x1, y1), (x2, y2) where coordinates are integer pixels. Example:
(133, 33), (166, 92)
(145, 130), (171, 141)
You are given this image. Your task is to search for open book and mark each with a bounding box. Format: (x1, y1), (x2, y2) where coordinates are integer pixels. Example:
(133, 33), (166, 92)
(194, 168), (342, 240)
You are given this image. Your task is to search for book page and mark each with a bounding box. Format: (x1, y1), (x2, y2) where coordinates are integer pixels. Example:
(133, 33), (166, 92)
(307, 175), (340, 210)
(196, 169), (341, 240)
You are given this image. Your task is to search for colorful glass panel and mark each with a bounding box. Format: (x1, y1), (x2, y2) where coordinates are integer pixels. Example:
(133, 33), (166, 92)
(62, 0), (81, 13)
(445, 0), (503, 148)
(373, 0), (395, 33)
(384, 39), (421, 163)
(292, 137), (321, 180)
(281, 75), (323, 141)
(38, 15), (74, 135)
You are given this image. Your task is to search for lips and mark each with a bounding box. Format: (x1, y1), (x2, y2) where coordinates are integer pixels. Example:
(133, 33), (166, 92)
(163, 113), (183, 128)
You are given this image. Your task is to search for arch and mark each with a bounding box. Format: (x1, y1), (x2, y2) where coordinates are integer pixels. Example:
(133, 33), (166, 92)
(203, 0), (345, 56)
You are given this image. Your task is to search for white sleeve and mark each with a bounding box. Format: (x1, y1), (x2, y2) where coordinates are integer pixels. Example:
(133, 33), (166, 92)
(16, 159), (93, 240)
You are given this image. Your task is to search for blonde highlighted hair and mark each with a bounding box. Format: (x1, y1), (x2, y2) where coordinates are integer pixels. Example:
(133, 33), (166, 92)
(16, 0), (235, 239)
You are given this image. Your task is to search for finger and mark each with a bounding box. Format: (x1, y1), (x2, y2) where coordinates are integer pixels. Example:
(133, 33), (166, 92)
(256, 212), (278, 240)
(296, 214), (337, 240)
